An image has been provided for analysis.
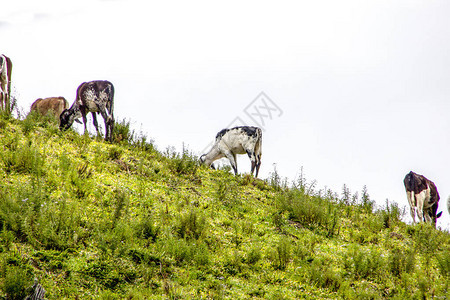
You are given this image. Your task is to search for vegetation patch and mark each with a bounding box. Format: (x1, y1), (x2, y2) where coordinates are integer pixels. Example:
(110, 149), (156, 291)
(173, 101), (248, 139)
(0, 115), (448, 299)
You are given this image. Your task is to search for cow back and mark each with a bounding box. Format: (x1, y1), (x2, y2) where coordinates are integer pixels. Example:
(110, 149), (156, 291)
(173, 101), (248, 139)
(404, 171), (428, 194)
(31, 97), (69, 118)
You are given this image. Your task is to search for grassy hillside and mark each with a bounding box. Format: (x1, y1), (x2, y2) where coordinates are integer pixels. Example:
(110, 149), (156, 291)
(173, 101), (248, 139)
(0, 113), (449, 299)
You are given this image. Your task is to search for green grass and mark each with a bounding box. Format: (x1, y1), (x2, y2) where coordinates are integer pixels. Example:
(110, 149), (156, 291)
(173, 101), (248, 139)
(0, 114), (449, 299)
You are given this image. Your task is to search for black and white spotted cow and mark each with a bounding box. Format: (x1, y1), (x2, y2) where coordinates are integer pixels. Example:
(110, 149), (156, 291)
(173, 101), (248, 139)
(60, 80), (115, 142)
(0, 54), (12, 111)
(404, 171), (442, 226)
(200, 126), (262, 177)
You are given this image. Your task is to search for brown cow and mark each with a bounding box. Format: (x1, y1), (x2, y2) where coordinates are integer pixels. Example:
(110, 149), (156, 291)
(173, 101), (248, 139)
(0, 54), (12, 111)
(30, 97), (69, 121)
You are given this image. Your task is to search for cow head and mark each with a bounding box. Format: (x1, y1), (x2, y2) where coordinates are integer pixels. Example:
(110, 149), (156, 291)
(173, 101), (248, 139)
(199, 154), (215, 169)
(59, 106), (83, 130)
(59, 108), (75, 130)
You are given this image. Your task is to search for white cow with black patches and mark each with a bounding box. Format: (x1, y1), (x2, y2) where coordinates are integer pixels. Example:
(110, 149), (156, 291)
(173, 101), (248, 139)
(200, 126), (262, 177)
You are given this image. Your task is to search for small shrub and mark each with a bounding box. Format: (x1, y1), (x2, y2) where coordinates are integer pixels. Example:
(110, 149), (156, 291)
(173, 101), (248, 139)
(162, 238), (209, 266)
(272, 212), (284, 229)
(1, 140), (44, 175)
(246, 246), (262, 265)
(97, 221), (134, 256)
(108, 145), (123, 160)
(275, 237), (291, 270)
(167, 146), (198, 176)
(113, 118), (135, 144)
(388, 246), (415, 277)
(343, 244), (385, 281)
(223, 250), (243, 275)
(135, 215), (159, 242)
(278, 189), (340, 236)
(112, 189), (129, 229)
(175, 209), (207, 240)
(2, 265), (34, 300)
(216, 180), (228, 202)
(359, 185), (375, 214)
(267, 237), (291, 270)
(435, 248), (450, 278)
(309, 258), (342, 292)
(378, 199), (403, 229)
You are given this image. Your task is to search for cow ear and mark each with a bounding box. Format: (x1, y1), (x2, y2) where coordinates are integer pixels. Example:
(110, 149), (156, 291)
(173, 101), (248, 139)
(436, 211), (443, 218)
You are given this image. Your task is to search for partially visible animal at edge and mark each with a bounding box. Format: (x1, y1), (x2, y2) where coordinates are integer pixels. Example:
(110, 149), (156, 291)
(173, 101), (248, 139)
(0, 54), (12, 111)
(403, 171), (442, 227)
(60, 80), (115, 142)
(200, 126), (262, 177)
(447, 196), (450, 215)
(30, 97), (70, 122)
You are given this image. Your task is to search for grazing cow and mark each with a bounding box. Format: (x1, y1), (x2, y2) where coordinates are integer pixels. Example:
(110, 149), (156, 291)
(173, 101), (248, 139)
(60, 80), (115, 142)
(0, 54), (12, 111)
(200, 126), (262, 177)
(404, 171), (442, 226)
(30, 97), (70, 121)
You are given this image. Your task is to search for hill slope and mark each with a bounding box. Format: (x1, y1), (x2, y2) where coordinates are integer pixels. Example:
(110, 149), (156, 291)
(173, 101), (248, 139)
(0, 114), (449, 299)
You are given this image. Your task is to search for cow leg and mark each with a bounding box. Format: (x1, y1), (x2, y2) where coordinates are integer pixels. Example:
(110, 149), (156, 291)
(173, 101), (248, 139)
(0, 91), (4, 110)
(255, 154), (262, 178)
(406, 191), (416, 223)
(91, 112), (101, 137)
(415, 189), (428, 223)
(107, 103), (114, 142)
(81, 111), (89, 135)
(246, 150), (257, 176)
(223, 150), (238, 175)
(98, 109), (112, 142)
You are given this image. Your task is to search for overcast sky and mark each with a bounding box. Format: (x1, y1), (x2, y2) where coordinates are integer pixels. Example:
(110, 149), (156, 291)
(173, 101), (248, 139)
(2, 0), (450, 229)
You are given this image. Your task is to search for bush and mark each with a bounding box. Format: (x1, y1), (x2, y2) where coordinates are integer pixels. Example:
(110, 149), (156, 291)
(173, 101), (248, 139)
(378, 199), (403, 229)
(167, 146), (199, 176)
(135, 214), (159, 242)
(1, 265), (33, 300)
(309, 257), (342, 292)
(245, 246), (262, 265)
(277, 189), (340, 237)
(175, 209), (207, 240)
(1, 139), (45, 175)
(113, 118), (135, 144)
(388, 246), (415, 277)
(343, 244), (385, 281)
(161, 238), (210, 267)
(275, 237), (291, 270)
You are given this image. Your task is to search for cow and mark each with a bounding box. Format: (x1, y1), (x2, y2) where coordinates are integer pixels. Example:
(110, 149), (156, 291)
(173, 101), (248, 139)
(0, 54), (12, 111)
(30, 97), (70, 122)
(60, 80), (115, 142)
(200, 126), (262, 177)
(403, 171), (442, 226)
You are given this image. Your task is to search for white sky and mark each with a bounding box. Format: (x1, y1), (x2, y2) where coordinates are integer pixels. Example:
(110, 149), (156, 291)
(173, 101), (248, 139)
(1, 0), (450, 229)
